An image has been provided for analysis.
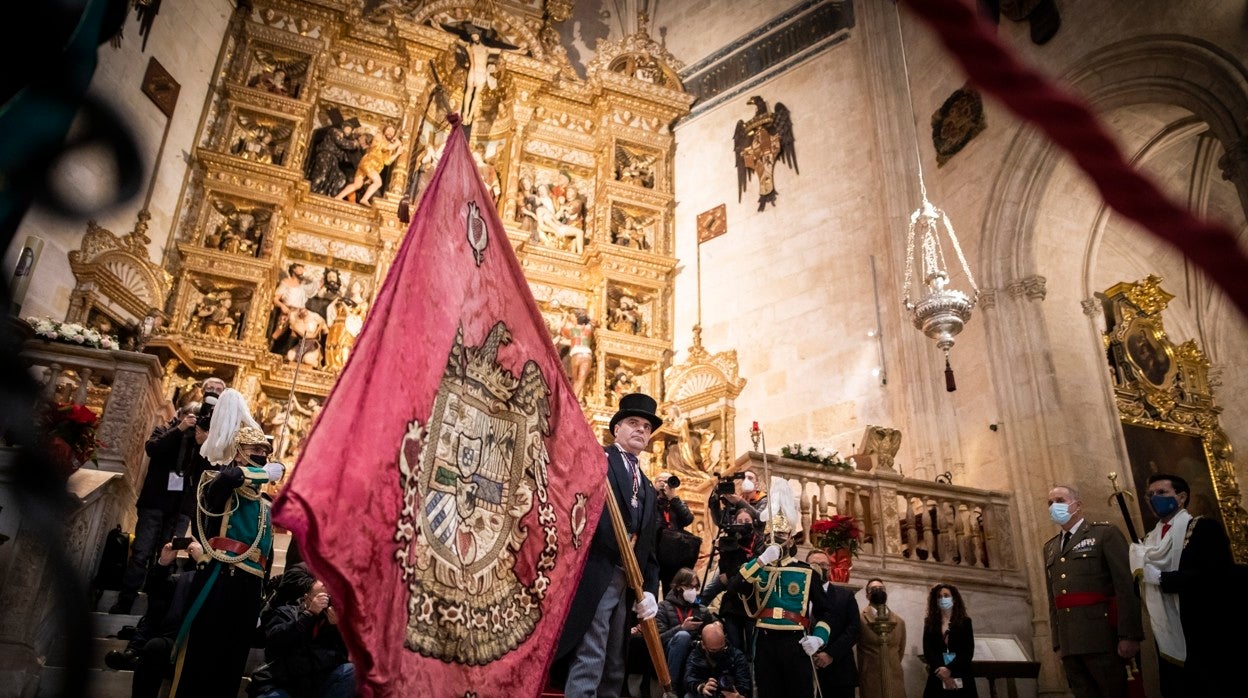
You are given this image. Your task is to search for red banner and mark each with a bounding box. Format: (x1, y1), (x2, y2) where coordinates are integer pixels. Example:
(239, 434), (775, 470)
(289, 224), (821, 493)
(273, 116), (605, 696)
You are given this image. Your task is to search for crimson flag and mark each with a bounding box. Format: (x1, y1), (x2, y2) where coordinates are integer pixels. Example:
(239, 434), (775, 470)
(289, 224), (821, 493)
(273, 115), (605, 696)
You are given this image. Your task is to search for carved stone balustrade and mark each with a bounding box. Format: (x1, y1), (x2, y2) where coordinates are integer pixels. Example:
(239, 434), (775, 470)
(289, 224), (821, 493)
(21, 339), (172, 520)
(736, 452), (1025, 587)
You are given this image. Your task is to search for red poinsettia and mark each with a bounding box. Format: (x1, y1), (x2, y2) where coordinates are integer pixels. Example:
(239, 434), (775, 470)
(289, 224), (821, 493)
(810, 514), (861, 557)
(38, 401), (105, 468)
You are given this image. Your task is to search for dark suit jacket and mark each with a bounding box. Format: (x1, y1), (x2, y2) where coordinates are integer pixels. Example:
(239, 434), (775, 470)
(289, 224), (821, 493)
(555, 445), (659, 658)
(1159, 516), (1240, 677)
(816, 581), (861, 688)
(922, 617), (977, 697)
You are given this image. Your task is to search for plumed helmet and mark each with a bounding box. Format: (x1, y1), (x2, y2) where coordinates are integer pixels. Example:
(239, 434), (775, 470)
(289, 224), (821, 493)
(234, 426), (272, 453)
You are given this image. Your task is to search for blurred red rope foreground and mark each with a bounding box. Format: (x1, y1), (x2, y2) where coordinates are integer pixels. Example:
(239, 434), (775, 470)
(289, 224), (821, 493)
(901, 0), (1248, 315)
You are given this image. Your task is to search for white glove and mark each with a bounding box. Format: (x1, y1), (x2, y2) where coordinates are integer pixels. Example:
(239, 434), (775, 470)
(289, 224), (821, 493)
(1142, 563), (1161, 585)
(799, 635), (825, 656)
(633, 591), (657, 621)
(263, 462), (286, 482)
(758, 544), (782, 566)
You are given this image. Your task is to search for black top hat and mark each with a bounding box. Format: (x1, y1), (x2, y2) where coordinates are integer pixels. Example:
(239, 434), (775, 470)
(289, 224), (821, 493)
(609, 393), (663, 433)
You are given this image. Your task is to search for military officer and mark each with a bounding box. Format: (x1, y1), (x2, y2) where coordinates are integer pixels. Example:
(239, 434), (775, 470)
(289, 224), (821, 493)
(1044, 484), (1142, 698)
(172, 390), (282, 698)
(732, 496), (832, 697)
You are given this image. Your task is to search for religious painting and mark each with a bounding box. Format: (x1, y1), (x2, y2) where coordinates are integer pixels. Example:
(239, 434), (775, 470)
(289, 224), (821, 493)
(244, 45), (309, 98)
(202, 195), (273, 258)
(182, 276), (252, 342)
(614, 143), (659, 189)
(267, 255), (373, 370)
(932, 85), (987, 167)
(513, 165), (590, 254)
(1121, 423), (1222, 532)
(228, 110), (294, 166)
(733, 95), (797, 211)
(609, 203), (659, 252)
(606, 283), (654, 338)
(1123, 320), (1175, 389)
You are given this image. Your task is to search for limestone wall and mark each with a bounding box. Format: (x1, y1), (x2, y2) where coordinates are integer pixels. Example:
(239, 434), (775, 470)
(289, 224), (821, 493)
(4, 1), (233, 321)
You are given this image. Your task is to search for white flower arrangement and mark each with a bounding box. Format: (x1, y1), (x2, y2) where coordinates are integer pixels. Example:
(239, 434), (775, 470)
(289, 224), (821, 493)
(26, 317), (120, 351)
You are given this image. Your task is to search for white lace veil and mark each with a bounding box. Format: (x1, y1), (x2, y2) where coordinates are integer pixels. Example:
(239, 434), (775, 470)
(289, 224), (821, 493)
(199, 388), (261, 465)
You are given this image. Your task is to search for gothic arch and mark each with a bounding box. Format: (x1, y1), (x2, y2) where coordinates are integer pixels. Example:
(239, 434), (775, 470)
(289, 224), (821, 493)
(982, 35), (1248, 287)
(974, 36), (1248, 626)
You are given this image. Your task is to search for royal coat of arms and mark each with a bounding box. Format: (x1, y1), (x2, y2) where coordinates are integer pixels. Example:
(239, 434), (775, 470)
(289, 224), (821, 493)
(394, 321), (557, 664)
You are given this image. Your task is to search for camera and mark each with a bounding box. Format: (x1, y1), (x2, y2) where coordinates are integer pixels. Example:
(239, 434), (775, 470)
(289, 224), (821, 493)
(713, 472), (745, 496)
(171, 536), (193, 550)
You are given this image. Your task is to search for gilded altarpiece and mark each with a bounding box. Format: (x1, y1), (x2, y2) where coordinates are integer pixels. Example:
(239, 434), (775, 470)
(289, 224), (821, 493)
(119, 0), (694, 470)
(1101, 276), (1248, 560)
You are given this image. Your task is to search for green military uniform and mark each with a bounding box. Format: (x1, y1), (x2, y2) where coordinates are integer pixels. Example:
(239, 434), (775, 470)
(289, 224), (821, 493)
(172, 425), (278, 698)
(195, 464), (275, 577)
(1044, 520), (1142, 698)
(733, 552), (832, 697)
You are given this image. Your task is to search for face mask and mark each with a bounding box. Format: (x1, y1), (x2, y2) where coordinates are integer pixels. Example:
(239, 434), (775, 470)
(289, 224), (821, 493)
(868, 589), (887, 605)
(682, 588), (698, 604)
(741, 479), (756, 494)
(938, 597), (954, 611)
(248, 453), (268, 467)
(1049, 502), (1072, 526)
(1150, 494), (1179, 518)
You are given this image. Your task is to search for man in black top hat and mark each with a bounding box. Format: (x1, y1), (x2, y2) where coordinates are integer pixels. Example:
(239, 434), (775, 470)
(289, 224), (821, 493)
(556, 393), (663, 698)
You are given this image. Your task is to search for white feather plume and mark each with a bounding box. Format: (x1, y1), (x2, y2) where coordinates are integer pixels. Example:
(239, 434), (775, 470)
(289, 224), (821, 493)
(199, 388), (261, 465)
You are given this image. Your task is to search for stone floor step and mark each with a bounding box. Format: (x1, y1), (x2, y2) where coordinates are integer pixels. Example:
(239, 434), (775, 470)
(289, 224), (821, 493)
(90, 611), (145, 639)
(46, 635), (126, 668)
(94, 589), (149, 616)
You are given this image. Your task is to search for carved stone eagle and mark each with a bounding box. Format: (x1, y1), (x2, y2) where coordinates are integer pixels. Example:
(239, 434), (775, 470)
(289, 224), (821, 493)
(733, 96), (798, 211)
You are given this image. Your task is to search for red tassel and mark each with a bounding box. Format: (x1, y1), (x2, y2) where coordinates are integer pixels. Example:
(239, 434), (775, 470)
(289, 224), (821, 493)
(945, 356), (957, 392)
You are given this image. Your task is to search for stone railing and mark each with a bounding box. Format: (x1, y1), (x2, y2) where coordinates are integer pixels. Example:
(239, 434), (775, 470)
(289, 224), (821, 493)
(736, 452), (1021, 582)
(0, 449), (123, 694)
(21, 339), (171, 520)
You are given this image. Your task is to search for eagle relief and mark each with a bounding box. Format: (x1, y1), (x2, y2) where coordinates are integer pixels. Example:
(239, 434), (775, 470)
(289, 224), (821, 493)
(733, 95), (798, 211)
(393, 322), (559, 665)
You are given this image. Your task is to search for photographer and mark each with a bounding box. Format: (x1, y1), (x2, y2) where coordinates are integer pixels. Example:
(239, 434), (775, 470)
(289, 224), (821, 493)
(251, 564), (355, 698)
(110, 397), (212, 615)
(707, 470), (766, 526)
(702, 507), (761, 653)
(683, 621), (751, 698)
(655, 471), (698, 595)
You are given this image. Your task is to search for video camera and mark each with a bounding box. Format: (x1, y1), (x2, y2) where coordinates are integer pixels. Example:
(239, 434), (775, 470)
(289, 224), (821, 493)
(713, 471), (745, 497)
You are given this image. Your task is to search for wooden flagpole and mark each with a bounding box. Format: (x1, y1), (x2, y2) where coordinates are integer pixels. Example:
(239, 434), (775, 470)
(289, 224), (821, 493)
(602, 480), (676, 698)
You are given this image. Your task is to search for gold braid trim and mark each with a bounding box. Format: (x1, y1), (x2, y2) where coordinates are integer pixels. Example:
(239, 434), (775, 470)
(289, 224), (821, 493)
(194, 469), (269, 567)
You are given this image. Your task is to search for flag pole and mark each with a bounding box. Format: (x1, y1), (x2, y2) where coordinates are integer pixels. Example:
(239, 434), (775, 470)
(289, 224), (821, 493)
(602, 480), (676, 698)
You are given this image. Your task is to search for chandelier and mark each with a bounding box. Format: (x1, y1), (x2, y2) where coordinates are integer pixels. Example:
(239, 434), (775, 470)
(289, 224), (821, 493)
(896, 8), (978, 392)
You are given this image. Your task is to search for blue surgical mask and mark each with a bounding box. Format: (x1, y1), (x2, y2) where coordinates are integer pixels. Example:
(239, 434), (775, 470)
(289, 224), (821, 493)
(938, 597), (954, 611)
(1049, 502), (1072, 526)
(1150, 495), (1179, 518)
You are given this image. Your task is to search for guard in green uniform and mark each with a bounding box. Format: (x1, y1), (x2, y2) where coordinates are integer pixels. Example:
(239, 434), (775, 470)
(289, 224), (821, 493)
(171, 414), (282, 698)
(732, 507), (832, 697)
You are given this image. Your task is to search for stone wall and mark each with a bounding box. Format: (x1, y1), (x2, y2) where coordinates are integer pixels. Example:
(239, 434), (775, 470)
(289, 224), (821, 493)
(4, 1), (234, 321)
